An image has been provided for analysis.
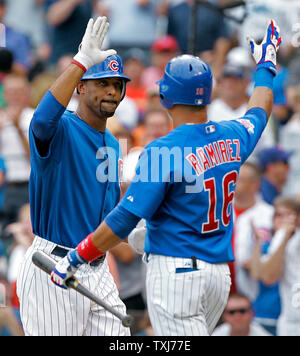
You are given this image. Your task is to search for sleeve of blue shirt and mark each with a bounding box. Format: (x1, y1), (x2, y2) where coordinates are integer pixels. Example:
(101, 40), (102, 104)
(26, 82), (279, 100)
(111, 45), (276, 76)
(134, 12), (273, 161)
(0, 157), (6, 173)
(6, 29), (31, 69)
(30, 90), (66, 159)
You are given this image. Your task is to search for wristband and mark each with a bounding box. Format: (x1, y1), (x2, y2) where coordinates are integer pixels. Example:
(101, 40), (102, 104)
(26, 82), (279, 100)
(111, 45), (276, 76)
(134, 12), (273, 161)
(254, 67), (274, 90)
(67, 249), (87, 268)
(71, 60), (87, 73)
(77, 233), (105, 262)
(73, 51), (94, 73)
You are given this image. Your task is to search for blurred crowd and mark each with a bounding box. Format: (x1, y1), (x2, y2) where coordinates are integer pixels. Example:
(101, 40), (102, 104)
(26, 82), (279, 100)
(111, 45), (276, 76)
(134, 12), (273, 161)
(0, 0), (300, 337)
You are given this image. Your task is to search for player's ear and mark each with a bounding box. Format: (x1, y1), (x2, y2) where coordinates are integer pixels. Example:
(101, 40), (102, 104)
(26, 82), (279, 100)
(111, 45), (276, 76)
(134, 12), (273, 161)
(77, 81), (86, 95)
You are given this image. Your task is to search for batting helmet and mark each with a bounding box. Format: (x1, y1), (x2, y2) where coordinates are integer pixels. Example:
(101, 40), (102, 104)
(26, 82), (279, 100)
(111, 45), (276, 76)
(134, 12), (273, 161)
(157, 55), (213, 109)
(81, 54), (131, 100)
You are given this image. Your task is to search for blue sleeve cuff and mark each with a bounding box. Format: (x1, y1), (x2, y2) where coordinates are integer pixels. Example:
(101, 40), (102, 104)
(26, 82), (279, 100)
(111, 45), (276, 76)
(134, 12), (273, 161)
(105, 205), (141, 239)
(254, 68), (274, 90)
(245, 107), (268, 121)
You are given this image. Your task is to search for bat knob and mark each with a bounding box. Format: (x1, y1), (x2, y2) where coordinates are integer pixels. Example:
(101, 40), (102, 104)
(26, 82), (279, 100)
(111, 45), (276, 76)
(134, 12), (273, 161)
(122, 315), (134, 328)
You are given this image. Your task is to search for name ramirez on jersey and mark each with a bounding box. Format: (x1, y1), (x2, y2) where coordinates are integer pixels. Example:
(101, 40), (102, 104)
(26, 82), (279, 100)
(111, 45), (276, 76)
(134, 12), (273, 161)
(186, 138), (241, 175)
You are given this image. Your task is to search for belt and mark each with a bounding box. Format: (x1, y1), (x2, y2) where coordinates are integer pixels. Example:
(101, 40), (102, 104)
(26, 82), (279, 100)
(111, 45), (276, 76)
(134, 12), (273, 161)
(51, 245), (106, 267)
(7, 181), (28, 187)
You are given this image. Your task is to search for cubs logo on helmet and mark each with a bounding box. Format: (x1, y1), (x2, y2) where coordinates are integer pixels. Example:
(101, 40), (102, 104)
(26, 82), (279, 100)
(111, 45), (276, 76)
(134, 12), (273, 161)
(109, 60), (119, 72)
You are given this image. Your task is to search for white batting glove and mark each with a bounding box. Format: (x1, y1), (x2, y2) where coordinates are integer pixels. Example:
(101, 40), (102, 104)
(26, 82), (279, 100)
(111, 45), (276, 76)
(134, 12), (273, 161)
(73, 16), (117, 72)
(247, 19), (282, 76)
(128, 225), (146, 255)
(51, 250), (85, 289)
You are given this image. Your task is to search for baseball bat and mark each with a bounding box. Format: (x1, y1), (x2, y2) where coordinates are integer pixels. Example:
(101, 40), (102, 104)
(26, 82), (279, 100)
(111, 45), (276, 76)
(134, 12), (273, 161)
(32, 250), (133, 328)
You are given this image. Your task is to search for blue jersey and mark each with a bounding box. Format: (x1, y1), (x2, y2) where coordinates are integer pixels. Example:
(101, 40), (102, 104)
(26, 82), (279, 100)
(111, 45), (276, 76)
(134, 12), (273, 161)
(120, 108), (268, 263)
(29, 92), (121, 248)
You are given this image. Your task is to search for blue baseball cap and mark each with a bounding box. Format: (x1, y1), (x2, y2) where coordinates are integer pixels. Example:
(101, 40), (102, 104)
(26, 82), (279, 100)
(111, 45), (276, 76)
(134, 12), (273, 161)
(80, 54), (131, 100)
(258, 146), (292, 169)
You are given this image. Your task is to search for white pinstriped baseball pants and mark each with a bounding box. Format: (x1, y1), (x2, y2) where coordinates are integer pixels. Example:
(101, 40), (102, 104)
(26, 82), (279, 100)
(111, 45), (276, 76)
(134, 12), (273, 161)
(145, 254), (231, 336)
(16, 237), (130, 336)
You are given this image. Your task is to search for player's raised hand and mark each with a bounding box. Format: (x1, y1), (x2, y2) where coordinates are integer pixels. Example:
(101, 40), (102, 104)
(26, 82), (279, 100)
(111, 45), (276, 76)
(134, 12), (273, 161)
(73, 16), (117, 72)
(247, 19), (282, 76)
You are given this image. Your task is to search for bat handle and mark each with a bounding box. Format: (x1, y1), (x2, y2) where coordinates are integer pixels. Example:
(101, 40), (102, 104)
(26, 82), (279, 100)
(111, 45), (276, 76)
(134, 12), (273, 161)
(122, 315), (134, 328)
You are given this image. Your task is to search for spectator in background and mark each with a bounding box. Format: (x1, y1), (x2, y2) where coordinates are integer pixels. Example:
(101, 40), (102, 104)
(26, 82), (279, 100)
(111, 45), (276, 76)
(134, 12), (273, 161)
(0, 75), (33, 225)
(4, 0), (47, 52)
(5, 203), (34, 309)
(0, 155), (6, 221)
(123, 48), (148, 117)
(145, 85), (161, 111)
(212, 293), (272, 336)
(208, 52), (275, 159)
(0, 0), (31, 75)
(113, 128), (135, 159)
(45, 0), (94, 65)
(257, 146), (292, 205)
(279, 86), (300, 197)
(56, 54), (79, 111)
(208, 61), (250, 123)
(0, 239), (6, 278)
(141, 34), (180, 89)
(0, 48), (13, 108)
(271, 64), (291, 143)
(0, 276), (24, 336)
(167, 0), (231, 78)
(114, 95), (139, 131)
(233, 162), (280, 336)
(132, 108), (171, 147)
(100, 0), (163, 61)
(251, 197), (300, 336)
(3, 0), (50, 76)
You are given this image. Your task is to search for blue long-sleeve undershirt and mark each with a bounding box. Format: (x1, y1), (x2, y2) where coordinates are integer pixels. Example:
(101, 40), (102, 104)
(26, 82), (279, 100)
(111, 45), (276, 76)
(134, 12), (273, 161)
(31, 90), (66, 143)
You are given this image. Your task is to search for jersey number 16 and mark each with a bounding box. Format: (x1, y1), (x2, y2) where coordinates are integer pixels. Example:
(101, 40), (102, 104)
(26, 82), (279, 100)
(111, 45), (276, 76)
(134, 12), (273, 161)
(202, 170), (238, 233)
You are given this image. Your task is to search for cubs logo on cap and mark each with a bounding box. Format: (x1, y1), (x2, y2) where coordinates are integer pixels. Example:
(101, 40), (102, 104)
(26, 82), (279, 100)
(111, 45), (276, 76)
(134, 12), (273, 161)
(109, 60), (119, 72)
(80, 54), (131, 100)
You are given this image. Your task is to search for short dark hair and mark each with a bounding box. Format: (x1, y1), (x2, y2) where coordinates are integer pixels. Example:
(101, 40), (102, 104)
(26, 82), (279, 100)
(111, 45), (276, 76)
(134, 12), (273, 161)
(0, 48), (13, 73)
(0, 0), (6, 7)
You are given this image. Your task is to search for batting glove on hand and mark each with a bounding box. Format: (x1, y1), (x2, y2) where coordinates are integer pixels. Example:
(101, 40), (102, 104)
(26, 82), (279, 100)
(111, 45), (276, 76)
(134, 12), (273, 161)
(73, 16), (116, 72)
(247, 19), (282, 76)
(51, 250), (86, 289)
(128, 225), (146, 255)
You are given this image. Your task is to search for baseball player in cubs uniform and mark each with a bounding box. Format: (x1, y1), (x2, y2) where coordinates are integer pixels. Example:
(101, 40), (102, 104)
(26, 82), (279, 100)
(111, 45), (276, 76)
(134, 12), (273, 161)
(16, 17), (131, 336)
(51, 20), (282, 336)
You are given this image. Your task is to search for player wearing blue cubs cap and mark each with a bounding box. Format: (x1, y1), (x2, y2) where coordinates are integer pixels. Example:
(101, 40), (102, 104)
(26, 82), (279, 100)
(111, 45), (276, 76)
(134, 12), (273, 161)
(17, 17), (131, 336)
(80, 55), (130, 100)
(52, 20), (282, 336)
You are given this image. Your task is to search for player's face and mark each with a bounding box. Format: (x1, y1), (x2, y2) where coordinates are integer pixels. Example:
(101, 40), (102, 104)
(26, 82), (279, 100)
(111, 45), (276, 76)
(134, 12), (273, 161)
(235, 165), (260, 199)
(223, 297), (253, 330)
(267, 161), (290, 187)
(81, 78), (123, 118)
(273, 205), (296, 232)
(145, 112), (170, 140)
(3, 76), (30, 106)
(218, 75), (248, 101)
